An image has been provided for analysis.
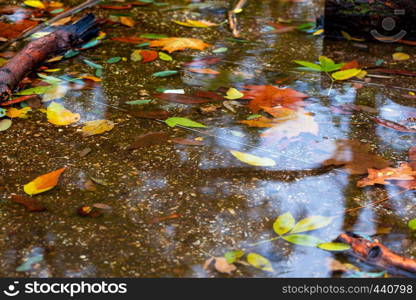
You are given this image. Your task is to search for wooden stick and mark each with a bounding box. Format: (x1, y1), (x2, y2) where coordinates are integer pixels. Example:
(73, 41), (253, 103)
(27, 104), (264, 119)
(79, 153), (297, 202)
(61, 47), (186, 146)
(0, 0), (101, 51)
(227, 0), (248, 38)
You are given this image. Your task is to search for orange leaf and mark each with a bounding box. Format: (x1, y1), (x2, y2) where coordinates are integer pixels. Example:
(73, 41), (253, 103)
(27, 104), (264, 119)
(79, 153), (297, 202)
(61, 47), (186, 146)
(24, 168), (67, 195)
(187, 68), (219, 75)
(241, 85), (308, 113)
(357, 163), (416, 188)
(239, 116), (277, 128)
(149, 37), (211, 53)
(120, 16), (136, 27)
(0, 19), (38, 39)
(341, 60), (360, 71)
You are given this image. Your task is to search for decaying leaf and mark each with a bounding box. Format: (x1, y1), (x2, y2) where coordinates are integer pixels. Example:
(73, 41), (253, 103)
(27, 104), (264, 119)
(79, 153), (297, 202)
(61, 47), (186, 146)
(11, 195), (46, 212)
(127, 132), (169, 150)
(229, 150), (276, 167)
(171, 138), (204, 146)
(24, 168), (66, 195)
(357, 163), (416, 188)
(46, 102), (80, 126)
(149, 37), (211, 53)
(322, 140), (390, 175)
(203, 257), (237, 274)
(82, 119), (115, 136)
(6, 107), (31, 118)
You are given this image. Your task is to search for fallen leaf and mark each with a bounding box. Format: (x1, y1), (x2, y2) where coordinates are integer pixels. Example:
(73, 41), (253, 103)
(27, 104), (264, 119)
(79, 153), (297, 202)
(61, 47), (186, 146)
(165, 117), (206, 128)
(246, 253), (273, 272)
(332, 68), (362, 81)
(46, 102), (80, 126)
(149, 37), (211, 53)
(282, 234), (324, 247)
(261, 108), (318, 141)
(239, 116), (277, 128)
(24, 168), (66, 195)
(340, 60), (360, 71)
(203, 257), (237, 274)
(290, 216), (334, 233)
(129, 110), (169, 120)
(6, 107), (31, 118)
(373, 117), (416, 133)
(11, 195), (46, 212)
(138, 50), (158, 63)
(393, 52), (410, 61)
(120, 16), (136, 27)
(183, 57), (221, 67)
(152, 70), (178, 77)
(229, 150), (276, 167)
(187, 68), (219, 75)
(241, 85), (308, 113)
(127, 132), (169, 150)
(24, 0), (45, 9)
(0, 119), (12, 131)
(322, 140), (390, 174)
(82, 119), (115, 136)
(357, 163), (416, 188)
(173, 19), (217, 28)
(273, 212), (295, 235)
(171, 138), (204, 146)
(224, 87), (244, 100)
(318, 242), (350, 251)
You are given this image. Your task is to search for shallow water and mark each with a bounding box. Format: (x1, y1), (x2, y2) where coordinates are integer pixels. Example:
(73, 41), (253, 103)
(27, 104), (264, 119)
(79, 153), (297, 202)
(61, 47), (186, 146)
(0, 0), (415, 277)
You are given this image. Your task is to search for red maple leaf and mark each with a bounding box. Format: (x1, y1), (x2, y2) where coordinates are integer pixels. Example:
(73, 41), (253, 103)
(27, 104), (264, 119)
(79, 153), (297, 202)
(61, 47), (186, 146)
(240, 85), (308, 113)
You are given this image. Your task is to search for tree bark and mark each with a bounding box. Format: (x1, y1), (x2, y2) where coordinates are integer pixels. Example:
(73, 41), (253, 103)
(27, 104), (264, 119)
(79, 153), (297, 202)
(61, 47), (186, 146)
(325, 0), (416, 42)
(0, 13), (99, 103)
(338, 232), (416, 278)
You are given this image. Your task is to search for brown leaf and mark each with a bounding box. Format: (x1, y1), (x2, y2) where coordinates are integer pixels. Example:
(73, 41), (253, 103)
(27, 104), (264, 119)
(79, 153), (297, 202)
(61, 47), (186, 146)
(11, 195), (46, 212)
(373, 118), (416, 133)
(129, 110), (170, 120)
(203, 257), (236, 274)
(172, 138), (204, 146)
(0, 19), (38, 39)
(322, 140), (390, 175)
(127, 132), (169, 150)
(149, 37), (211, 53)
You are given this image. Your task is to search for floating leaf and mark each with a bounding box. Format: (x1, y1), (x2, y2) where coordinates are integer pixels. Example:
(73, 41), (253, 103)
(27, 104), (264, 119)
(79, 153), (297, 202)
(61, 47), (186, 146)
(203, 257), (237, 274)
(293, 60), (322, 71)
(224, 250), (244, 264)
(224, 87), (244, 100)
(149, 37), (211, 53)
(229, 150), (276, 167)
(130, 50), (142, 62)
(107, 56), (121, 63)
(173, 19), (217, 28)
(290, 216), (333, 234)
(331, 68), (362, 81)
(318, 242), (351, 251)
(16, 85), (52, 96)
(11, 195), (46, 212)
(139, 50), (158, 63)
(213, 47), (228, 53)
(152, 70), (178, 77)
(273, 212), (295, 235)
(246, 253), (273, 272)
(83, 59), (103, 69)
(0, 119), (12, 131)
(393, 52), (410, 61)
(187, 68), (219, 75)
(42, 84), (67, 102)
(357, 163), (416, 189)
(165, 117), (206, 128)
(82, 120), (115, 136)
(319, 56), (344, 72)
(46, 102), (80, 126)
(127, 132), (169, 150)
(24, 168), (66, 195)
(283, 234), (324, 247)
(120, 16), (136, 27)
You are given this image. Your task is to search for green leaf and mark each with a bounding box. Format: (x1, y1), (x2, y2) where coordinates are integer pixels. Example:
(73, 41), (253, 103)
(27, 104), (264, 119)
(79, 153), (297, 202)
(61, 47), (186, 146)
(140, 33), (168, 39)
(331, 68), (361, 81)
(165, 117), (206, 128)
(16, 85), (52, 95)
(318, 242), (350, 251)
(131, 50), (142, 62)
(224, 250), (244, 264)
(83, 59), (103, 69)
(319, 56), (344, 72)
(408, 219), (416, 231)
(293, 60), (322, 71)
(246, 253), (274, 272)
(273, 212), (295, 235)
(81, 39), (101, 50)
(0, 108), (7, 117)
(0, 119), (12, 131)
(126, 100), (152, 105)
(283, 234), (324, 247)
(213, 47), (228, 53)
(290, 216), (333, 233)
(152, 70), (178, 77)
(247, 114), (262, 120)
(107, 57), (122, 64)
(158, 52), (173, 61)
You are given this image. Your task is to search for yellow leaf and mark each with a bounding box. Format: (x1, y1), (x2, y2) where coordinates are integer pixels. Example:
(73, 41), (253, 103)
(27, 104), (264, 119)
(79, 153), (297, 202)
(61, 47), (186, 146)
(149, 37), (211, 53)
(47, 56), (63, 63)
(312, 29), (324, 36)
(24, 0), (45, 9)
(46, 102), (80, 126)
(341, 31), (365, 42)
(393, 52), (410, 61)
(230, 150), (276, 167)
(51, 16), (72, 26)
(246, 253), (274, 272)
(82, 119), (115, 136)
(331, 68), (362, 81)
(173, 19), (217, 28)
(24, 167), (66, 195)
(6, 107), (31, 119)
(120, 16), (136, 28)
(356, 70), (367, 79)
(224, 88), (244, 100)
(42, 85), (68, 102)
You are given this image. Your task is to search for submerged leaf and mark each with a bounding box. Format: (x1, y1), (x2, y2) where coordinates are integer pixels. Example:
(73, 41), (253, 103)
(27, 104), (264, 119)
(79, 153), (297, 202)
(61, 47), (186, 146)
(165, 117), (206, 128)
(273, 212), (295, 235)
(318, 242), (350, 251)
(290, 216), (333, 234)
(82, 120), (115, 136)
(149, 37), (211, 53)
(283, 234), (324, 247)
(46, 102), (80, 126)
(246, 253), (273, 272)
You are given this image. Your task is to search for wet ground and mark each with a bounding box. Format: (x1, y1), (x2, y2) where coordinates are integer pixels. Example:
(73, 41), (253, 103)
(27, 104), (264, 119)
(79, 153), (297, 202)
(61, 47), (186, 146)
(0, 0), (415, 277)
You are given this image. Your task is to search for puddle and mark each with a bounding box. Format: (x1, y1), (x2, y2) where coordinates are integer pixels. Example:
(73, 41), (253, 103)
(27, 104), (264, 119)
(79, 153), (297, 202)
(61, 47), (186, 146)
(0, 0), (415, 277)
